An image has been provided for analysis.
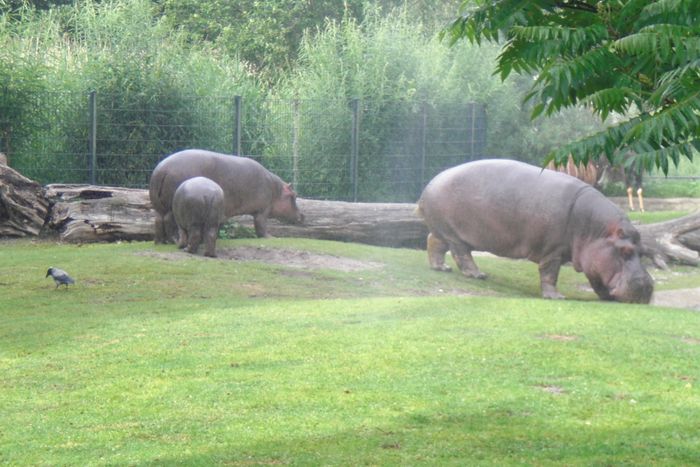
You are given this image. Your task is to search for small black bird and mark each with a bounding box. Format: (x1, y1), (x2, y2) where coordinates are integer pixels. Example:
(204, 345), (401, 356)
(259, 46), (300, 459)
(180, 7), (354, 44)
(46, 267), (75, 288)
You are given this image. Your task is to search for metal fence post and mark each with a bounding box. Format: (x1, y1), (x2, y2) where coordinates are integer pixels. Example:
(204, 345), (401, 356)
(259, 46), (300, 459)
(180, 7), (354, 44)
(292, 99), (300, 188)
(350, 98), (360, 202)
(233, 95), (242, 156)
(470, 103), (477, 161)
(88, 91), (97, 184)
(420, 101), (428, 188)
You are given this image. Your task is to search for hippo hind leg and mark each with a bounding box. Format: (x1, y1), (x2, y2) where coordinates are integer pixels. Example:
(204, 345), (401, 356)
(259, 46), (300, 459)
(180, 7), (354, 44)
(176, 226), (188, 250)
(163, 211), (179, 244)
(448, 239), (487, 280)
(186, 228), (202, 254)
(538, 258), (565, 300)
(154, 212), (167, 244)
(427, 233), (452, 272)
(203, 225), (218, 258)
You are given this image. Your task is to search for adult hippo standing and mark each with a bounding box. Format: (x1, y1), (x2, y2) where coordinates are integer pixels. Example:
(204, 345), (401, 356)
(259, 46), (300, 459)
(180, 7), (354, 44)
(416, 159), (653, 303)
(149, 149), (304, 243)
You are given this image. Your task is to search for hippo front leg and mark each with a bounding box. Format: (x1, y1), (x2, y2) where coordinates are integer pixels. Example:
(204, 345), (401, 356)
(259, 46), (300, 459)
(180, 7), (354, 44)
(538, 258), (565, 300)
(253, 212), (271, 238)
(587, 276), (614, 301)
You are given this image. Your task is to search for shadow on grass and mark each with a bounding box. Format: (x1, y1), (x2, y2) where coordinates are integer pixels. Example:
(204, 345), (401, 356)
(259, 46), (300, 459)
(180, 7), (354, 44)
(149, 405), (700, 465)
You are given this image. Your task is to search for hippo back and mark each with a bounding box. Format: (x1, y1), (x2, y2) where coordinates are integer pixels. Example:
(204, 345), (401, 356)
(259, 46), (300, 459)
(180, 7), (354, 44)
(149, 149), (284, 218)
(418, 159), (598, 261)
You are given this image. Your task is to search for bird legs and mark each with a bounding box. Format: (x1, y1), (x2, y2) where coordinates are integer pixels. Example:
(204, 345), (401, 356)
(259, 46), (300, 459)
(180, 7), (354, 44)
(626, 186), (644, 212)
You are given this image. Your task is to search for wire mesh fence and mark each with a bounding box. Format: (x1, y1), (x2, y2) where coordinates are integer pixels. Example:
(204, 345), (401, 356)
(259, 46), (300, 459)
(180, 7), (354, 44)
(0, 89), (487, 202)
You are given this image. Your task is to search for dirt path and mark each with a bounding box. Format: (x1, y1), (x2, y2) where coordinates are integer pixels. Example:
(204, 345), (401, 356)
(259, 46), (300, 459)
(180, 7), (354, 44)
(652, 288), (700, 311)
(139, 246), (383, 272)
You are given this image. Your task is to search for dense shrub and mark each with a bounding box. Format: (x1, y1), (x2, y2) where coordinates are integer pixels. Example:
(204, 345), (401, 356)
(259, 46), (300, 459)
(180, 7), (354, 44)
(1, 0), (655, 199)
(0, 0), (263, 186)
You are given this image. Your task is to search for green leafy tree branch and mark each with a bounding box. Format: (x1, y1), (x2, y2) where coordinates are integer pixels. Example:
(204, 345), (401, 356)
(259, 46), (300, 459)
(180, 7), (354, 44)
(445, 0), (700, 173)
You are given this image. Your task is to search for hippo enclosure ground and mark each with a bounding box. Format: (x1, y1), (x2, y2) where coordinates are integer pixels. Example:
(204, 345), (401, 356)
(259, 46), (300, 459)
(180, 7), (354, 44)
(133, 243), (700, 310)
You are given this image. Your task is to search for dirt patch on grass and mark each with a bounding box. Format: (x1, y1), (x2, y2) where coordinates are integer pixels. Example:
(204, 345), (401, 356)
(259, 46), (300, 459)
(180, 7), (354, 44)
(537, 384), (566, 395)
(140, 246), (383, 272)
(540, 334), (580, 342)
(652, 288), (700, 311)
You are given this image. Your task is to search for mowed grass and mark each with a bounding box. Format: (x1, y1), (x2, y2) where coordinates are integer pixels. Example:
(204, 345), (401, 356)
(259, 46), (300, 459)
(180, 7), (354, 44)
(628, 210), (691, 224)
(1, 238), (700, 465)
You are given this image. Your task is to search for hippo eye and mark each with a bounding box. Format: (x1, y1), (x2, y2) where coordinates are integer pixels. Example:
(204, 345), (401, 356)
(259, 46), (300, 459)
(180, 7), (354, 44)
(614, 239), (636, 258)
(620, 245), (635, 259)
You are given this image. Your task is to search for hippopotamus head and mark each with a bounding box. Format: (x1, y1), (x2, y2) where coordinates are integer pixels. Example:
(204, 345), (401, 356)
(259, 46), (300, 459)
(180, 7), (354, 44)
(579, 221), (653, 304)
(271, 184), (304, 224)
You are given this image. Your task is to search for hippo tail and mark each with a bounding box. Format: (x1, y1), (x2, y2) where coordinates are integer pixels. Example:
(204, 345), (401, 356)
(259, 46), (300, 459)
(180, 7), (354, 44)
(414, 198), (426, 219)
(148, 169), (167, 213)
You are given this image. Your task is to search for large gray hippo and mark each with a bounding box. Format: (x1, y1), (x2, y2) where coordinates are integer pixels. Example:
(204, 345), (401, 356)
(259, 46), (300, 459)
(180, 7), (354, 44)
(149, 149), (304, 243)
(416, 159), (653, 303)
(173, 176), (225, 257)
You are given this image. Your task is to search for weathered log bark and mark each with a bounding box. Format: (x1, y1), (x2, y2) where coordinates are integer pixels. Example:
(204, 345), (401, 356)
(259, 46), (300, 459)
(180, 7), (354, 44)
(237, 198), (429, 248)
(7, 180), (700, 268)
(637, 211), (700, 268)
(45, 184), (155, 242)
(222, 199), (700, 266)
(42, 187), (428, 247)
(0, 164), (49, 237)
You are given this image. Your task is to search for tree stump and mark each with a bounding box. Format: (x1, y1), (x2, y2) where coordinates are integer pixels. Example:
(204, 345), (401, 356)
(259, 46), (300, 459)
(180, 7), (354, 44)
(0, 164), (49, 237)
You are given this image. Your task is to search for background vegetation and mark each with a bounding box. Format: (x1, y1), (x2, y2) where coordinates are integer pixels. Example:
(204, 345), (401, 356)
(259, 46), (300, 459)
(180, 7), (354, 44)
(0, 0), (630, 198)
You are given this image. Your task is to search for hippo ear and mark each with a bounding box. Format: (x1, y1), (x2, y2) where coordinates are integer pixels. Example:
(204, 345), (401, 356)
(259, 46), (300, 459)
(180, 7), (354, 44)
(283, 183), (297, 197)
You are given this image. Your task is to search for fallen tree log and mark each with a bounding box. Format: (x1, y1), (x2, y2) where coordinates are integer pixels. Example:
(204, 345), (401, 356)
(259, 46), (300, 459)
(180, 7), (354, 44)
(8, 182), (700, 268)
(42, 186), (429, 247)
(45, 184), (155, 242)
(0, 164), (49, 237)
(236, 198), (429, 249)
(637, 211), (700, 268)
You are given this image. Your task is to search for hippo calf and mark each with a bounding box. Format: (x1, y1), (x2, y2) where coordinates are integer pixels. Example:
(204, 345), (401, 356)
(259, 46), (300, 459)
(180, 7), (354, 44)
(149, 149), (304, 243)
(417, 159), (653, 303)
(173, 176), (225, 257)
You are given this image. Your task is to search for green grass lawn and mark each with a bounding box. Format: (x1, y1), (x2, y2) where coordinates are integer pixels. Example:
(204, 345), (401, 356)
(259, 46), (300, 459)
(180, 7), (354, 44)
(628, 210), (691, 224)
(1, 238), (699, 465)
